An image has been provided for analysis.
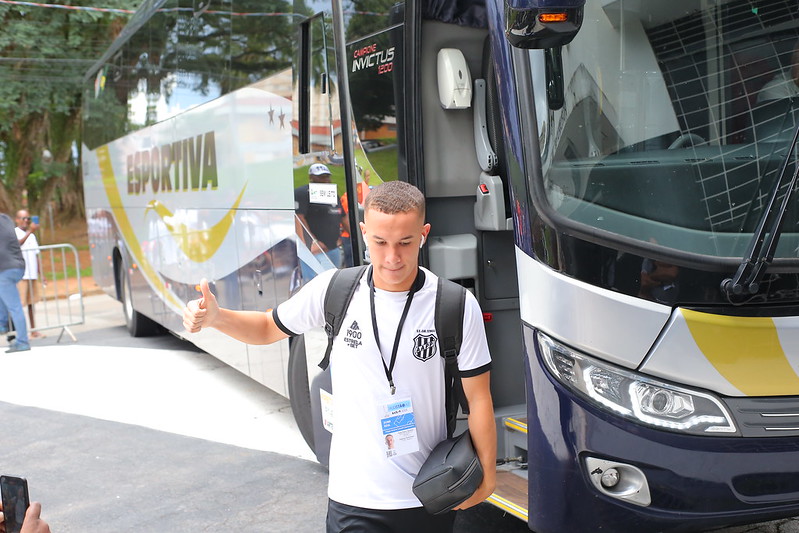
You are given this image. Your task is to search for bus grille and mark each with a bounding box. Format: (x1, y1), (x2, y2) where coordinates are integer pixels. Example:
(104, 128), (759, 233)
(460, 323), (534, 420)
(725, 397), (799, 437)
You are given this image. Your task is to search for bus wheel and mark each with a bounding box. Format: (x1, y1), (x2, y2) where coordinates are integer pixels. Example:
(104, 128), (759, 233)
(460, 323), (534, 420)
(288, 334), (316, 453)
(120, 265), (160, 337)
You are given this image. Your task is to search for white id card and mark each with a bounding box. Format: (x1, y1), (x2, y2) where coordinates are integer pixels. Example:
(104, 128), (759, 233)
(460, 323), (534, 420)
(320, 389), (334, 433)
(308, 182), (338, 205)
(379, 396), (419, 458)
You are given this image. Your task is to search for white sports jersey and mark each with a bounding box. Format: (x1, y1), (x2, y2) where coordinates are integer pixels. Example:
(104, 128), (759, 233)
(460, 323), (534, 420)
(274, 266), (491, 509)
(14, 227), (39, 280)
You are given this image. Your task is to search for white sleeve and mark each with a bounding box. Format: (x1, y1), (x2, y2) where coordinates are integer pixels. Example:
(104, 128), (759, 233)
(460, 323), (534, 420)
(272, 269), (336, 336)
(456, 290), (492, 375)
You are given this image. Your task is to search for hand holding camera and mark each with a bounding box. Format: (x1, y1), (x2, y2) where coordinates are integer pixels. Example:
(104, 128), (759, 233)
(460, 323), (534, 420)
(0, 476), (50, 533)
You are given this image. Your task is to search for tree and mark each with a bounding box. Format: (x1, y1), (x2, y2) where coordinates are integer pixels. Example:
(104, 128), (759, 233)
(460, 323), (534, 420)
(345, 0), (397, 40)
(84, 1), (298, 146)
(0, 1), (137, 217)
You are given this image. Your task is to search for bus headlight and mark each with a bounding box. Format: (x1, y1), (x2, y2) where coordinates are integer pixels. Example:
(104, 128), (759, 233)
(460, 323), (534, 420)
(538, 332), (737, 436)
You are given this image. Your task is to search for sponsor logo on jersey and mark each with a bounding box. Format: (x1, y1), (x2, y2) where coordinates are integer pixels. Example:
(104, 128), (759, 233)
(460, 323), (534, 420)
(412, 334), (437, 362)
(344, 320), (363, 349)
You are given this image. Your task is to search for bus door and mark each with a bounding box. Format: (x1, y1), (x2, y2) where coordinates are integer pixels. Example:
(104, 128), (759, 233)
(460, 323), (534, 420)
(406, 4), (528, 518)
(341, 1), (530, 517)
(288, 1), (410, 465)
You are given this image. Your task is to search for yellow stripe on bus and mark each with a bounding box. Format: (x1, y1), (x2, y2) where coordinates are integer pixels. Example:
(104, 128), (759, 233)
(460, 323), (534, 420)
(97, 145), (184, 311)
(683, 308), (799, 396)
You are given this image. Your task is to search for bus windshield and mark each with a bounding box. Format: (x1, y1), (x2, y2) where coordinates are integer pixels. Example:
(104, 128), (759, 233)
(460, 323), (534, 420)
(533, 0), (799, 261)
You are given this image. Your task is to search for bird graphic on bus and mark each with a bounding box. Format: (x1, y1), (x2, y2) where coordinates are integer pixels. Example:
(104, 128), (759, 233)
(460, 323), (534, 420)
(143, 185), (247, 263)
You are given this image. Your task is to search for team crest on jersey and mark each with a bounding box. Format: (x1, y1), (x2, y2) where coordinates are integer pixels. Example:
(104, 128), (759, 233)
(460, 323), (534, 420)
(412, 334), (438, 362)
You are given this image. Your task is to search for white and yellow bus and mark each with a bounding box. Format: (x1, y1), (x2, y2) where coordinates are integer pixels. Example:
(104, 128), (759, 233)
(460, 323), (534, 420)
(83, 0), (799, 530)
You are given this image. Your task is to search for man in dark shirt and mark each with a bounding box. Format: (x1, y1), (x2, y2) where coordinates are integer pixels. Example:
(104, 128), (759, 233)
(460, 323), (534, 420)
(0, 212), (30, 352)
(294, 163), (348, 281)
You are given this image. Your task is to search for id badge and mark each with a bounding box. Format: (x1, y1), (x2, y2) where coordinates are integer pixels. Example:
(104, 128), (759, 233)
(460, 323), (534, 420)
(308, 182), (338, 205)
(320, 389), (334, 434)
(379, 396), (419, 458)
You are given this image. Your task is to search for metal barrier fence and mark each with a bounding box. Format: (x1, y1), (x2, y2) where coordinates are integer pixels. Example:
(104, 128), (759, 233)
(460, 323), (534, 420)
(7, 243), (86, 343)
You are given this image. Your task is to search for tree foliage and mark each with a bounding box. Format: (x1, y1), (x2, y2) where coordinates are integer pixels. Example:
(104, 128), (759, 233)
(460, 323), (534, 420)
(84, 1), (298, 148)
(0, 1), (136, 218)
(0, 0), (390, 219)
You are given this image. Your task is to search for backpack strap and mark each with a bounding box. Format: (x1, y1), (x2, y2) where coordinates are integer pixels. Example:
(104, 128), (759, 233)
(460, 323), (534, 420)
(319, 265), (369, 370)
(435, 276), (467, 438)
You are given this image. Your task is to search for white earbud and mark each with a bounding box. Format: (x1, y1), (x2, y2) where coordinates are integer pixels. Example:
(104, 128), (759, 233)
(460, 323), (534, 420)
(420, 235), (426, 248)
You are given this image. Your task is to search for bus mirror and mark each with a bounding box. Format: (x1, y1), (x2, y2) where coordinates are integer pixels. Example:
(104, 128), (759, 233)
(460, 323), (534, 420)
(504, 0), (585, 49)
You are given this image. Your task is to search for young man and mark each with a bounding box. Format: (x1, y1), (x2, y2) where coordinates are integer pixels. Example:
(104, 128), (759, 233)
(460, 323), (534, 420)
(184, 181), (496, 532)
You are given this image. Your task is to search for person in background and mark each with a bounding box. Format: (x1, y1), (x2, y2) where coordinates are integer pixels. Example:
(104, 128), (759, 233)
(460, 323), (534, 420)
(758, 40), (799, 103)
(0, 212), (30, 353)
(15, 210), (43, 338)
(340, 167), (373, 267)
(295, 163), (348, 281)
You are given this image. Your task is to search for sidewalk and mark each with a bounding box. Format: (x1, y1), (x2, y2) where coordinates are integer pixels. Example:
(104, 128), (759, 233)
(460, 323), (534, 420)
(2, 292), (316, 460)
(0, 293), (327, 532)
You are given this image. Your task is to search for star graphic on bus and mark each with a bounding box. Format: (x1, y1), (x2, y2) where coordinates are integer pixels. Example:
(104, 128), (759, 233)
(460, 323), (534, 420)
(268, 106), (275, 125)
(279, 109), (286, 129)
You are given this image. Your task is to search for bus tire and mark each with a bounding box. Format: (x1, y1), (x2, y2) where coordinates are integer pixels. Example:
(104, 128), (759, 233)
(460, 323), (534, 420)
(288, 334), (316, 452)
(120, 265), (160, 338)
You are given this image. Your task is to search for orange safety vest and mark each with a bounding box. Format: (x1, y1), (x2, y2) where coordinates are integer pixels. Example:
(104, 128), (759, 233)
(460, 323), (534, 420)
(340, 182), (368, 238)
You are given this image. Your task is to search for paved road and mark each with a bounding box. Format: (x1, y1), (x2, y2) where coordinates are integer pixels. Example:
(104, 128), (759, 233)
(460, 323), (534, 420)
(0, 293), (797, 532)
(0, 293), (524, 532)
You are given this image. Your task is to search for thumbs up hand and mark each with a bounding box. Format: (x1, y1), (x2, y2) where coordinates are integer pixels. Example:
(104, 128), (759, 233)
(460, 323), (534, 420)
(183, 278), (219, 333)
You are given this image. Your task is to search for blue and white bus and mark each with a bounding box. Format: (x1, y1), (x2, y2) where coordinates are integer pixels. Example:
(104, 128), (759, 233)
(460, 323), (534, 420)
(82, 0), (799, 530)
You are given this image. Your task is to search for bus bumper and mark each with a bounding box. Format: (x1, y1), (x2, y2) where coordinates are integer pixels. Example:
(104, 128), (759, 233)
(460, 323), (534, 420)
(525, 326), (799, 533)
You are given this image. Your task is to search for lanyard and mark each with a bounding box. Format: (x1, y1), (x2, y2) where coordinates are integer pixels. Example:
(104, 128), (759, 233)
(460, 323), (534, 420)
(368, 267), (425, 395)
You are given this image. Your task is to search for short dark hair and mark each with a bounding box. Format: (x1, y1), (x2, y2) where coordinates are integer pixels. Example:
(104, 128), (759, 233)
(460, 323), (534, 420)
(364, 181), (425, 218)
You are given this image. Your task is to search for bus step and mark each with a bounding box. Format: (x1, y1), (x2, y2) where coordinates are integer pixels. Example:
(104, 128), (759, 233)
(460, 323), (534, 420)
(487, 470), (528, 521)
(504, 416), (527, 434)
(503, 415), (528, 459)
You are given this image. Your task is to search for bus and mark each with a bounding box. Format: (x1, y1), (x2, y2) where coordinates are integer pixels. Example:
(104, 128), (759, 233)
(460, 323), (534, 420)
(81, 0), (799, 531)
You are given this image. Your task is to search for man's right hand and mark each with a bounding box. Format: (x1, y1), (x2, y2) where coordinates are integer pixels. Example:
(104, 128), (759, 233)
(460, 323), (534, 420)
(21, 502), (50, 533)
(183, 278), (219, 333)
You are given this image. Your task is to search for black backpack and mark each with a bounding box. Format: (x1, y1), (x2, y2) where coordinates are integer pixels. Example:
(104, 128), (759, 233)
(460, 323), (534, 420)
(318, 265), (469, 437)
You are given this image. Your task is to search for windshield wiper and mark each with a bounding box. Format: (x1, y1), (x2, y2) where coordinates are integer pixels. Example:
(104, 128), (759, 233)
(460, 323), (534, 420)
(721, 118), (799, 298)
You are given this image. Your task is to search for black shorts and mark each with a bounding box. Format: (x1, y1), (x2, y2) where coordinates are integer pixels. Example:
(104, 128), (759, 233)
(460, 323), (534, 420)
(326, 499), (456, 533)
